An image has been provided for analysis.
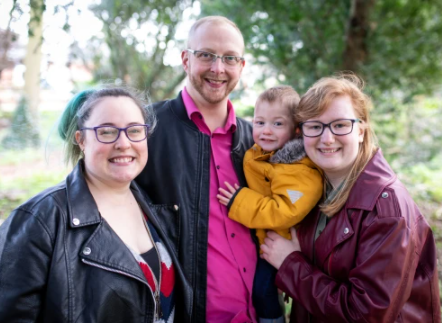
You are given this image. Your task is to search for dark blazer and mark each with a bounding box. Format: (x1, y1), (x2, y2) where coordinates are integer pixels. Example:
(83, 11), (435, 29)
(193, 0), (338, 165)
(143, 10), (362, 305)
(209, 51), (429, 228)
(276, 149), (441, 323)
(135, 92), (255, 322)
(0, 160), (192, 323)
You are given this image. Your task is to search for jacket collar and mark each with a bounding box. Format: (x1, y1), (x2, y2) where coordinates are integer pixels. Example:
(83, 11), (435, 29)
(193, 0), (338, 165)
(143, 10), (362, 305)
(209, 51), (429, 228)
(170, 91), (251, 153)
(65, 160), (149, 229)
(301, 149), (396, 268)
(66, 160), (101, 228)
(346, 149), (396, 211)
(182, 87), (237, 133)
(269, 138), (306, 164)
(168, 91), (200, 130)
(248, 138), (305, 163)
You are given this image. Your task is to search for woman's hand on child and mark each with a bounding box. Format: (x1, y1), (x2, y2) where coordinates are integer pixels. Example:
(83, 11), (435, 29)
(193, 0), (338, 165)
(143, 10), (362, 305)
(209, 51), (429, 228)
(261, 227), (301, 270)
(217, 182), (240, 206)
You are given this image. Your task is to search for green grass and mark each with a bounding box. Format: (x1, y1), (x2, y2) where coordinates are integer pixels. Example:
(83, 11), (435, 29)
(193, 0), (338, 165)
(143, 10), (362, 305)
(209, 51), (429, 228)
(0, 110), (68, 219)
(0, 160), (68, 219)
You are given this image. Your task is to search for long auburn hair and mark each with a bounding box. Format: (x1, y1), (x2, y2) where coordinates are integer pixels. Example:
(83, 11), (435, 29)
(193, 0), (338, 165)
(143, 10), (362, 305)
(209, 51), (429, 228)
(295, 74), (378, 216)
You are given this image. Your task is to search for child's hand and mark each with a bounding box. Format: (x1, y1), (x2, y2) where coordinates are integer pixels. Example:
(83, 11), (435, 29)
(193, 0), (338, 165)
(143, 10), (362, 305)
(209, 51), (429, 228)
(217, 182), (240, 206)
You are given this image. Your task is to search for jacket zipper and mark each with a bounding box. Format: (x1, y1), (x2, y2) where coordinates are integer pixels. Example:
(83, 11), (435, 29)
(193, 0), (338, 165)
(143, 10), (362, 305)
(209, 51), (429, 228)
(81, 259), (157, 322)
(143, 218), (163, 321)
(193, 132), (207, 320)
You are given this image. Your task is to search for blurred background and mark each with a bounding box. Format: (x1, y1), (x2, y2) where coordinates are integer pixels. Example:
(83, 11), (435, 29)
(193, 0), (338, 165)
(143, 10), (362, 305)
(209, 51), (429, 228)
(0, 0), (441, 308)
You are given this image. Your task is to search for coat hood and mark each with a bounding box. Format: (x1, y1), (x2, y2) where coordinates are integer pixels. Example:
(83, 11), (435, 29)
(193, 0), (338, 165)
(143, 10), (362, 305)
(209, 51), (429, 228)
(269, 138), (306, 164)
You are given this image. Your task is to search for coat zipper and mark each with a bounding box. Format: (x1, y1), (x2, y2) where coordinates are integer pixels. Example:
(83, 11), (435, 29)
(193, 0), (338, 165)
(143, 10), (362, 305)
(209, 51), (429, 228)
(81, 259), (157, 322)
(194, 133), (206, 319)
(142, 217), (163, 321)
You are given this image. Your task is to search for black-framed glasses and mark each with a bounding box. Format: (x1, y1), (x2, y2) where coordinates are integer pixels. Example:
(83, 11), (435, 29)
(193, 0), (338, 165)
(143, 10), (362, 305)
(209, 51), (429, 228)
(300, 119), (361, 137)
(187, 49), (244, 66)
(80, 124), (150, 143)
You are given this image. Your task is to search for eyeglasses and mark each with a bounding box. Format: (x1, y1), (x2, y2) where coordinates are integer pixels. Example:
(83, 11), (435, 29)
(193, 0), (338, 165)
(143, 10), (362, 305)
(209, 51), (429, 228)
(300, 119), (361, 137)
(187, 49), (244, 66)
(80, 124), (150, 143)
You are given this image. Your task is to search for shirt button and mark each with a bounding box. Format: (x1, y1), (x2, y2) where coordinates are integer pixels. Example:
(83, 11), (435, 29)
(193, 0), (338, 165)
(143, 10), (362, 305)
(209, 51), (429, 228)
(173, 205), (179, 211)
(243, 268), (246, 272)
(381, 192), (389, 198)
(216, 165), (220, 169)
(344, 227), (349, 234)
(72, 218), (80, 226)
(264, 177), (270, 182)
(231, 233), (235, 238)
(83, 247), (91, 255)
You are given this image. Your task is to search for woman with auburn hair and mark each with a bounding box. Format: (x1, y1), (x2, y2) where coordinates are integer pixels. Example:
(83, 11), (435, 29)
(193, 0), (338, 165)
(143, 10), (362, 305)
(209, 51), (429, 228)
(261, 74), (440, 322)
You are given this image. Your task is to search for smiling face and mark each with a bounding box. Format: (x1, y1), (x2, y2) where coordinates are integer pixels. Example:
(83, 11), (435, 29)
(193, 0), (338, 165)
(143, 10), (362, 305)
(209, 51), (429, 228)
(75, 96), (148, 188)
(303, 95), (364, 187)
(182, 21), (245, 107)
(253, 100), (295, 152)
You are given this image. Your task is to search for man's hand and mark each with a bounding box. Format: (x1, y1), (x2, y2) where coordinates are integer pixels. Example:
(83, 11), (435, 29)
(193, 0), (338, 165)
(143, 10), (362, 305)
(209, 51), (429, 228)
(261, 227), (300, 269)
(217, 182), (240, 206)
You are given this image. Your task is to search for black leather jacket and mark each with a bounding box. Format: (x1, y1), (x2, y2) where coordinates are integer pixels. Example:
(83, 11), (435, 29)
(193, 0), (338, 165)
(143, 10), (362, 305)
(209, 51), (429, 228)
(0, 161), (192, 323)
(135, 92), (256, 322)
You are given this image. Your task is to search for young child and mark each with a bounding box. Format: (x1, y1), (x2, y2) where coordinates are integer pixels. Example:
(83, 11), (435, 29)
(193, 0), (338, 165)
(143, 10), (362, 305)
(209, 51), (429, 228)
(217, 86), (323, 323)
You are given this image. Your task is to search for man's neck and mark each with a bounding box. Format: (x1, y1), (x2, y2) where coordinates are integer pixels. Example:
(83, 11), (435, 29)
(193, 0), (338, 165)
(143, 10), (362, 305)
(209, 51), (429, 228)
(187, 88), (229, 132)
(198, 103), (229, 132)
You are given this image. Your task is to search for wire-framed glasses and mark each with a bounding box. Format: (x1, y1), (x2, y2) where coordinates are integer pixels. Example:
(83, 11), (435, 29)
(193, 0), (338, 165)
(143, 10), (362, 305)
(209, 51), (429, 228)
(80, 124), (150, 143)
(300, 119), (361, 137)
(187, 49), (244, 66)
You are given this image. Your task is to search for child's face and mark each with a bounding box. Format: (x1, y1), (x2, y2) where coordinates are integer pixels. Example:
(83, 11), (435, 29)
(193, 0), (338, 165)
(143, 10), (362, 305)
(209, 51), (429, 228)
(253, 100), (295, 152)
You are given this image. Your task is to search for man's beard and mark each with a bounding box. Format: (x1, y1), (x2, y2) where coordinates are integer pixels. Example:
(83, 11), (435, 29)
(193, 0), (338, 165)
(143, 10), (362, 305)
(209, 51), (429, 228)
(188, 65), (238, 105)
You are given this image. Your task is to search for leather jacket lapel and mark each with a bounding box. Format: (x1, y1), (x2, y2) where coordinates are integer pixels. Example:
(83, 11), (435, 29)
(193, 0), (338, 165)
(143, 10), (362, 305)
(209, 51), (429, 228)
(80, 220), (147, 283)
(66, 160), (101, 228)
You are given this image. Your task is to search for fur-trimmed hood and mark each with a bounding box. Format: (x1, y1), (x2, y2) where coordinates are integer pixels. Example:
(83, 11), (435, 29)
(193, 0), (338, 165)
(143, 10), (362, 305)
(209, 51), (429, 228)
(269, 138), (306, 164)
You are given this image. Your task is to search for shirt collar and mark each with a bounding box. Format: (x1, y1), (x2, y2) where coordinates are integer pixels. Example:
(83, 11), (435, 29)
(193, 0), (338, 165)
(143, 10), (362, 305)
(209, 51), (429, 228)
(324, 180), (344, 206)
(182, 87), (237, 133)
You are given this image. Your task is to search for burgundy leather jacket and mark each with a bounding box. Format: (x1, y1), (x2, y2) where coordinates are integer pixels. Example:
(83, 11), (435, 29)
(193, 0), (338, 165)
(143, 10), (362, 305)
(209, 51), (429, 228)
(276, 149), (441, 322)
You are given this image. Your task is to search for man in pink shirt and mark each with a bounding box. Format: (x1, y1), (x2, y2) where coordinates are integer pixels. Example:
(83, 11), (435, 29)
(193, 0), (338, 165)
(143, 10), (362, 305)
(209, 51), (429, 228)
(136, 16), (258, 322)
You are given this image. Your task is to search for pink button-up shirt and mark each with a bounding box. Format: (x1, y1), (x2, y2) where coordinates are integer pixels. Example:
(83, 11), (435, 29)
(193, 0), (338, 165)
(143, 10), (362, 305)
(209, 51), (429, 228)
(182, 88), (257, 323)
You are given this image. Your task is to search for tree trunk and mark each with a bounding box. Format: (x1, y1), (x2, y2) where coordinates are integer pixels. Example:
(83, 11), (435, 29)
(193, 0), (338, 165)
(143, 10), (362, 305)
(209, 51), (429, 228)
(342, 0), (375, 72)
(0, 0), (18, 78)
(23, 0), (44, 115)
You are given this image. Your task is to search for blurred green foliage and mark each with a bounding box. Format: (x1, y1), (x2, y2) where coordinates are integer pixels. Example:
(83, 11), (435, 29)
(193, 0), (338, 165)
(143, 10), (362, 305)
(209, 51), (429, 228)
(201, 0), (442, 96)
(75, 0), (195, 101)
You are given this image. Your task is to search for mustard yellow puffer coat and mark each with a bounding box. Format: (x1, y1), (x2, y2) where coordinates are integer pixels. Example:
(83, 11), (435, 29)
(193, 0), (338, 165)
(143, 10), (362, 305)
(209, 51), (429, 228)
(228, 139), (323, 250)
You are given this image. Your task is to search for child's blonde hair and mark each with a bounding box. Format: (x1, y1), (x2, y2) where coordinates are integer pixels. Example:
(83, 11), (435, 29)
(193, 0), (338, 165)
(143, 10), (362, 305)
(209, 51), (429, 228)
(256, 85), (300, 126)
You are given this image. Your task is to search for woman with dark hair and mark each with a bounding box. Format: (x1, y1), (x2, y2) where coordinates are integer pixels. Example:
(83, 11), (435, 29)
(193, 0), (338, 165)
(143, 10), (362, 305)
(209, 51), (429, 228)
(261, 75), (440, 322)
(0, 87), (192, 323)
